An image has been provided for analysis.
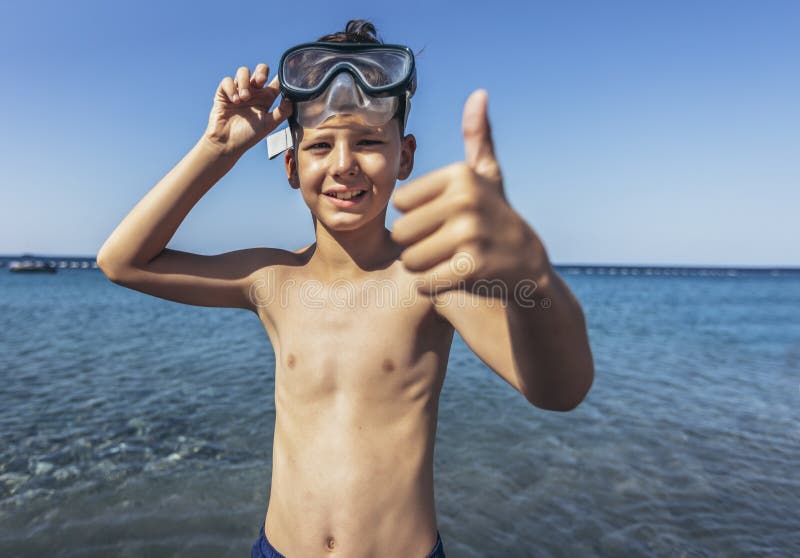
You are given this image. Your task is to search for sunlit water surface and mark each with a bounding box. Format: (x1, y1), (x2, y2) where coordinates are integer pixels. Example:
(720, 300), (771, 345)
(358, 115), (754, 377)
(1, 269), (798, 557)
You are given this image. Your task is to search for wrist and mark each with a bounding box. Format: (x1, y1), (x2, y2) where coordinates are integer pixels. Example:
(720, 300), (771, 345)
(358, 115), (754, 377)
(198, 134), (246, 162)
(512, 224), (553, 288)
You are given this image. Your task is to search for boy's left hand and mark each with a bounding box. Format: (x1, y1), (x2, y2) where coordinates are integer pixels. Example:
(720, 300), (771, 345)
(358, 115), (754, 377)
(391, 90), (550, 295)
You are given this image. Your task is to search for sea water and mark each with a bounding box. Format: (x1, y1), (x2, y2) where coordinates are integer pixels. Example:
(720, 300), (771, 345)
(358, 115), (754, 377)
(1, 268), (798, 557)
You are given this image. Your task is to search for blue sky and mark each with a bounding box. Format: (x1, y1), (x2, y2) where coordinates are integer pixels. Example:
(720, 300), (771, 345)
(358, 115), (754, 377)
(1, 0), (797, 265)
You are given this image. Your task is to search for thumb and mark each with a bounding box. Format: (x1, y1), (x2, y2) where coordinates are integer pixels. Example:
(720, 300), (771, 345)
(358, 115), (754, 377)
(462, 89), (501, 182)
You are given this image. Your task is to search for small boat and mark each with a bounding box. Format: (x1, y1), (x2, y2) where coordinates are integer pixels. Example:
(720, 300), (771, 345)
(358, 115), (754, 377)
(8, 260), (58, 273)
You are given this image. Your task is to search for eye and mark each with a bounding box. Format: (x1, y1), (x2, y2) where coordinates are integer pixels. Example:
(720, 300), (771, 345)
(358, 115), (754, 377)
(359, 139), (383, 146)
(307, 142), (331, 150)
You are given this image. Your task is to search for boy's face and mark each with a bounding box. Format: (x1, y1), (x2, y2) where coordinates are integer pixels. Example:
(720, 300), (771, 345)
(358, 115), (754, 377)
(284, 114), (416, 232)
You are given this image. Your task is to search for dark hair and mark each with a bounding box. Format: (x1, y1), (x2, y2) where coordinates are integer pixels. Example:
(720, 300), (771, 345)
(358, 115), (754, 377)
(288, 19), (410, 146)
(317, 19), (382, 44)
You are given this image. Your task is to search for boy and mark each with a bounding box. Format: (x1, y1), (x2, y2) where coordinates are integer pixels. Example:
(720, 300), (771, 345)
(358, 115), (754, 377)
(97, 20), (593, 558)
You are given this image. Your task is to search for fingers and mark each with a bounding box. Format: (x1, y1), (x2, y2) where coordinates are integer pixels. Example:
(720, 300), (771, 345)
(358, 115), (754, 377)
(242, 74), (280, 106)
(213, 63), (290, 132)
(392, 164), (452, 212)
(251, 63), (268, 89)
(217, 64), (281, 106)
(462, 90), (493, 164)
(262, 74), (280, 98)
(235, 66), (252, 101)
(462, 89), (502, 181)
(399, 222), (459, 272)
(219, 76), (237, 103)
(391, 193), (451, 246)
(233, 64), (273, 102)
(262, 96), (293, 129)
(413, 251), (468, 295)
(251, 75), (284, 112)
(271, 96), (293, 121)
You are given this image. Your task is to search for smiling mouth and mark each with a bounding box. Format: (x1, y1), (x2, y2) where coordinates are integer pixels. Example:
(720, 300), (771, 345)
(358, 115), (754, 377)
(324, 190), (368, 200)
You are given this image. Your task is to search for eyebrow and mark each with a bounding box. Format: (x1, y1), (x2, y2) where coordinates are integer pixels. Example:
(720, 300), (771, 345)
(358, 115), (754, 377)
(303, 127), (387, 141)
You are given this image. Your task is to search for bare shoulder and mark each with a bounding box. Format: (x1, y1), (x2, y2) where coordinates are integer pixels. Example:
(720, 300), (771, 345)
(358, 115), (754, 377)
(245, 244), (316, 316)
(243, 245), (309, 268)
(248, 243), (314, 276)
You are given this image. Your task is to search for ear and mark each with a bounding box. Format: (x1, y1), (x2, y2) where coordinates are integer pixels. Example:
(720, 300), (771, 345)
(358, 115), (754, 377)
(284, 149), (300, 189)
(398, 133), (416, 181)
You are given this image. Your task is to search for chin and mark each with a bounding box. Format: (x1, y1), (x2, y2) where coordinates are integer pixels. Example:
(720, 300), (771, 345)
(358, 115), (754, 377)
(323, 217), (373, 232)
(320, 208), (387, 232)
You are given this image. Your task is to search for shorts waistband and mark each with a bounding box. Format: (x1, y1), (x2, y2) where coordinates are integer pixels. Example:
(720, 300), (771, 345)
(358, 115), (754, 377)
(251, 524), (446, 558)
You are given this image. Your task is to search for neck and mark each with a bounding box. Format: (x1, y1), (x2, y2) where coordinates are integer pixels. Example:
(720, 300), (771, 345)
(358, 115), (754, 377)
(307, 208), (402, 281)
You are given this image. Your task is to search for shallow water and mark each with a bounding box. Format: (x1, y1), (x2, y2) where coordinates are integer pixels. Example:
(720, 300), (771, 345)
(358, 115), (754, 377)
(1, 268), (798, 557)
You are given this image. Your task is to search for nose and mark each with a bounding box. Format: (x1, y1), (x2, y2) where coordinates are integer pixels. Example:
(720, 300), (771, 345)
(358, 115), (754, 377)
(331, 141), (359, 177)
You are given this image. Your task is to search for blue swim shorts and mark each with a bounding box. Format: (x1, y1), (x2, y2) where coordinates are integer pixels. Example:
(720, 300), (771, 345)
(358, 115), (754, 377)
(250, 523), (447, 558)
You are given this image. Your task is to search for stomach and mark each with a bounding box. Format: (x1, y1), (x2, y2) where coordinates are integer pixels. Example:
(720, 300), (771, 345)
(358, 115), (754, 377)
(264, 391), (440, 556)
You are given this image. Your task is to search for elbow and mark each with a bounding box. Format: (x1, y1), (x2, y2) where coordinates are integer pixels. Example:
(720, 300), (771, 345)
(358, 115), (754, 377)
(526, 395), (582, 413)
(96, 249), (114, 280)
(569, 364), (595, 410)
(96, 249), (128, 284)
(525, 363), (594, 412)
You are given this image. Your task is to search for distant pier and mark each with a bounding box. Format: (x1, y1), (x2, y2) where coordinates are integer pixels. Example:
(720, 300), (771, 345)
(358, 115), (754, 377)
(1, 256), (99, 270)
(559, 265), (794, 277)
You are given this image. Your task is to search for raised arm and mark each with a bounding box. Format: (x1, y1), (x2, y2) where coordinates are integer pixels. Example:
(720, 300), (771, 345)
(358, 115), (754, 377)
(97, 63), (292, 311)
(391, 90), (594, 411)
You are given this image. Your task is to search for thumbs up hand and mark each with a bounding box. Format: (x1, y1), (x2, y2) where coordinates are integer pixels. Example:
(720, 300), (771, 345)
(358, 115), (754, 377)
(391, 90), (551, 296)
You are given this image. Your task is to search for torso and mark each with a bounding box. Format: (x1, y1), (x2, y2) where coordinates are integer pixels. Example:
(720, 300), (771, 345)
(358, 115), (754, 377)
(251, 246), (455, 557)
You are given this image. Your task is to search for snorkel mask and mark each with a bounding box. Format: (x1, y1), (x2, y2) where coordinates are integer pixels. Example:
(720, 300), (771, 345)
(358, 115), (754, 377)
(266, 42), (417, 159)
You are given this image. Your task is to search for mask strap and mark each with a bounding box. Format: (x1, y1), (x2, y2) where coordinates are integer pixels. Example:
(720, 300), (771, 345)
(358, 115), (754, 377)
(402, 91), (411, 131)
(266, 126), (293, 160)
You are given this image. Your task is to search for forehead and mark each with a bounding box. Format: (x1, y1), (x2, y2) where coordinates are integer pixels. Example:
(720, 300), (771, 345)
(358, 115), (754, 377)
(300, 114), (396, 138)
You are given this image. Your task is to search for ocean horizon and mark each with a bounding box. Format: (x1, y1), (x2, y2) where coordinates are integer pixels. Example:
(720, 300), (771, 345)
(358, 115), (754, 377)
(2, 253), (799, 274)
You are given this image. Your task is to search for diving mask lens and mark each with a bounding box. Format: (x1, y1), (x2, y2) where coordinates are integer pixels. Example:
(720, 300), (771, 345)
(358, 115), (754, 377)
(280, 44), (415, 98)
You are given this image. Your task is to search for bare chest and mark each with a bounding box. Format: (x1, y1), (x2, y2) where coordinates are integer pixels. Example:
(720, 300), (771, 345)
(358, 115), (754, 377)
(253, 263), (454, 403)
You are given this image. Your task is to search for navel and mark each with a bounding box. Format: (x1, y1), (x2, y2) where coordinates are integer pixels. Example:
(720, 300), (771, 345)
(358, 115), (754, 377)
(382, 358), (395, 373)
(287, 353), (296, 369)
(325, 535), (336, 551)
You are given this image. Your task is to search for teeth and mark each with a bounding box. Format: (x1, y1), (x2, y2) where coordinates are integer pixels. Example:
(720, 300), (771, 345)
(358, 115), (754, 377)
(331, 191), (363, 200)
